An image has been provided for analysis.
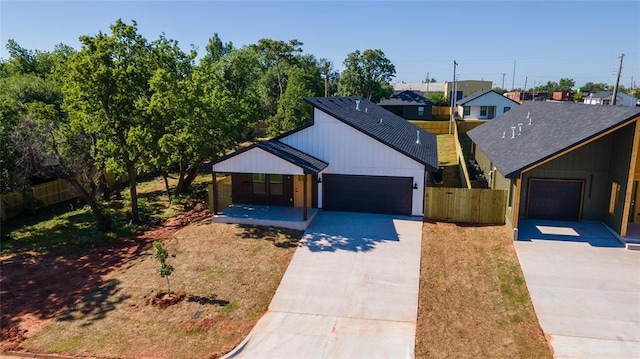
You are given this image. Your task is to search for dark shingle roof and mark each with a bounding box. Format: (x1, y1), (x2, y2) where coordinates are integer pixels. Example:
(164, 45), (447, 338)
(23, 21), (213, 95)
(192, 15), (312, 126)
(256, 141), (328, 173)
(378, 91), (434, 106)
(457, 89), (519, 106)
(213, 140), (328, 174)
(467, 102), (640, 178)
(304, 96), (439, 171)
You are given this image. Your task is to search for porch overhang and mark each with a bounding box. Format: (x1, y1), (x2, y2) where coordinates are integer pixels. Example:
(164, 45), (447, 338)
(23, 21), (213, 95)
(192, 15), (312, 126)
(212, 140), (328, 175)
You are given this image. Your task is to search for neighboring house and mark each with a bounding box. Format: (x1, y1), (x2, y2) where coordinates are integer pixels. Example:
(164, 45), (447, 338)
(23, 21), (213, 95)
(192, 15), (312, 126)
(444, 80), (492, 103)
(468, 102), (640, 239)
(584, 91), (639, 107)
(393, 82), (446, 95)
(378, 91), (434, 120)
(211, 97), (439, 217)
(457, 90), (520, 120)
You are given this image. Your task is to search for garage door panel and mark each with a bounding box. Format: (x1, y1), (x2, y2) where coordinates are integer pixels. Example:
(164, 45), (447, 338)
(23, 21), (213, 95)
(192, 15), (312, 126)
(527, 179), (584, 221)
(324, 175), (412, 215)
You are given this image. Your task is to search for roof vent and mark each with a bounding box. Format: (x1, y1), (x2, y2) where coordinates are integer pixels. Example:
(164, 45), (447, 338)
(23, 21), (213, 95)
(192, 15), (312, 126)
(356, 100), (361, 111)
(501, 131), (506, 139)
(365, 107), (368, 113)
(379, 118), (383, 124)
(416, 130), (421, 145)
(511, 126), (516, 139)
(517, 123), (523, 136)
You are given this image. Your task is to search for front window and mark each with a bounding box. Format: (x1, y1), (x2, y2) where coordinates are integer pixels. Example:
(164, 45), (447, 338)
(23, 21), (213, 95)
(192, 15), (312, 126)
(417, 106), (424, 116)
(480, 106), (487, 117)
(269, 174), (284, 195)
(252, 173), (266, 194)
(463, 106), (471, 116)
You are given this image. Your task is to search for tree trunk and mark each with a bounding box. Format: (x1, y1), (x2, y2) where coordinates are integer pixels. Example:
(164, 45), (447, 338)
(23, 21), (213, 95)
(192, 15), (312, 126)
(127, 161), (140, 224)
(99, 173), (111, 201)
(63, 174), (110, 232)
(161, 170), (172, 205)
(181, 166), (200, 193)
(174, 161), (188, 197)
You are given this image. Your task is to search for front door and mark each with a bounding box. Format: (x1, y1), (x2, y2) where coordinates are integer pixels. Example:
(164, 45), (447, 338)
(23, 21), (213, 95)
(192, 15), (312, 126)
(488, 106), (496, 119)
(631, 181), (640, 223)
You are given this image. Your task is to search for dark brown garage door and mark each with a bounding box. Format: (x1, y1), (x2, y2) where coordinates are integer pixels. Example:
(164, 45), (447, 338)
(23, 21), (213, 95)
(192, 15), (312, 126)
(527, 179), (584, 221)
(323, 174), (412, 215)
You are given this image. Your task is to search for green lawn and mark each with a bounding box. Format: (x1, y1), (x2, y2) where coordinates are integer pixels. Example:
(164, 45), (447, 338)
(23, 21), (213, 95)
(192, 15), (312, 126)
(437, 134), (458, 166)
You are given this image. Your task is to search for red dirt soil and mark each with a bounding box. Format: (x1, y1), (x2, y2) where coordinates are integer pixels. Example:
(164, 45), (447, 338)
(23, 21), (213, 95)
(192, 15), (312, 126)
(0, 204), (211, 352)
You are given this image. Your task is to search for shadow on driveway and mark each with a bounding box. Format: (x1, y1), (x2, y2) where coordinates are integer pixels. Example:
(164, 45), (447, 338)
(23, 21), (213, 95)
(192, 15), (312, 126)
(517, 220), (624, 248)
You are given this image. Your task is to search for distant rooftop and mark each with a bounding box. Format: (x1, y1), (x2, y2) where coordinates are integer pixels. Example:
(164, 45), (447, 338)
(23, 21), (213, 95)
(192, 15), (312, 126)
(394, 82), (446, 93)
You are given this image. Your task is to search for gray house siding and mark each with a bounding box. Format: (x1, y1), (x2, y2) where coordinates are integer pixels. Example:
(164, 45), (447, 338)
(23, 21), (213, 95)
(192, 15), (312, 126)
(518, 122), (635, 229)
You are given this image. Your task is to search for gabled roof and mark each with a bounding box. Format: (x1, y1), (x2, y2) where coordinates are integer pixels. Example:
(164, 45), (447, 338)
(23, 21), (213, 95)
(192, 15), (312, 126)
(304, 96), (439, 171)
(591, 91), (635, 100)
(213, 140), (328, 174)
(468, 102), (640, 178)
(457, 89), (520, 106)
(378, 91), (435, 106)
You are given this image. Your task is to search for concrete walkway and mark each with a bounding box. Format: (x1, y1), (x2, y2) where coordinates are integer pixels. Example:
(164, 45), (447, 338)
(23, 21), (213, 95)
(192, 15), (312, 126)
(515, 220), (640, 359)
(224, 212), (423, 358)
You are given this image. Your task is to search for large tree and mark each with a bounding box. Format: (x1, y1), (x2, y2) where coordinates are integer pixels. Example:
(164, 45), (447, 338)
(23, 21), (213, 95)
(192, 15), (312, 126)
(63, 19), (155, 224)
(338, 49), (396, 102)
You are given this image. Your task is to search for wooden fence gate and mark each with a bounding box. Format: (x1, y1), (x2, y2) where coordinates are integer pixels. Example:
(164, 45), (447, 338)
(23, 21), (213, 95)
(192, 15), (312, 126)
(424, 187), (507, 224)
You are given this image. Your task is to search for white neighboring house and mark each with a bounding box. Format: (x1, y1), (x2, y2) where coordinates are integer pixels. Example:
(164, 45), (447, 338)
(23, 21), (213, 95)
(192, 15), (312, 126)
(583, 91), (639, 107)
(456, 90), (520, 120)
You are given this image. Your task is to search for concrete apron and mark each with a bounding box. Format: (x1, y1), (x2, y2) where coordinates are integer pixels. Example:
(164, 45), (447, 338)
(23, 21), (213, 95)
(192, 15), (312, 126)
(223, 212), (423, 359)
(515, 220), (640, 359)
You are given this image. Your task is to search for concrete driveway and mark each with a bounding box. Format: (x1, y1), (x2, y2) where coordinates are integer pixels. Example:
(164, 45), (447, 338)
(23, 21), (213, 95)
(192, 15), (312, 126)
(224, 211), (423, 358)
(515, 220), (640, 359)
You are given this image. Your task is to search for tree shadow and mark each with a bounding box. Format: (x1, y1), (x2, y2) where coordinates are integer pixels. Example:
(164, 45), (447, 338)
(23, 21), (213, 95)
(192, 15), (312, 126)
(236, 224), (302, 249)
(299, 216), (400, 253)
(187, 294), (229, 307)
(56, 278), (131, 327)
(0, 235), (149, 345)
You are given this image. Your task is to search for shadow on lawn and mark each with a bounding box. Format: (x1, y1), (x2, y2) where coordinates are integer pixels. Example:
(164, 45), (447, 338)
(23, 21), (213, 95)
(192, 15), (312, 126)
(0, 236), (149, 346)
(236, 225), (302, 249)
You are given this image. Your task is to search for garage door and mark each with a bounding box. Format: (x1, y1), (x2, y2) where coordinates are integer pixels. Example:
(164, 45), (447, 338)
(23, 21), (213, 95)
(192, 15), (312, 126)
(527, 179), (584, 221)
(323, 174), (413, 215)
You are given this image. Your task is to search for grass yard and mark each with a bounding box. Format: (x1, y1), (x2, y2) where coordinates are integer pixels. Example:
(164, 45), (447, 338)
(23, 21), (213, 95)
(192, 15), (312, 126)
(436, 134), (457, 166)
(7, 221), (301, 358)
(416, 221), (552, 359)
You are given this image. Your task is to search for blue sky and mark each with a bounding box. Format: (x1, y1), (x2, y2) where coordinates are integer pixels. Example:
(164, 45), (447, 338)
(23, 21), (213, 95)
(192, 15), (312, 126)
(1, 1), (638, 89)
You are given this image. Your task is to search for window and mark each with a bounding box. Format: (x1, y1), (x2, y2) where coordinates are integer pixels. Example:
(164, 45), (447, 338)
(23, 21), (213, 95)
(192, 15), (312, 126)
(463, 106), (471, 116)
(480, 106), (487, 117)
(269, 174), (284, 195)
(252, 173), (266, 194)
(503, 106), (511, 113)
(417, 106), (424, 116)
(609, 182), (620, 214)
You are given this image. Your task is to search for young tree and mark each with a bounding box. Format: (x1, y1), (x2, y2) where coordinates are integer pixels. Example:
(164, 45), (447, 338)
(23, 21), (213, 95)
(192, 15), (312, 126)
(152, 241), (175, 293)
(338, 49), (396, 102)
(426, 92), (448, 106)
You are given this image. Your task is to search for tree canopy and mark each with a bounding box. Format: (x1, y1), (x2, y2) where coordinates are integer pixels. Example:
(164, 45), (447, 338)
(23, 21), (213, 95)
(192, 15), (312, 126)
(338, 49), (396, 102)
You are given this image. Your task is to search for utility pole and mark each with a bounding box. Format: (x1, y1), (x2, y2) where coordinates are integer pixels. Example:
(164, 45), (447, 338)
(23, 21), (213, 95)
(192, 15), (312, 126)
(611, 53), (624, 105)
(501, 73), (506, 89)
(450, 60), (457, 135)
(523, 77), (528, 93)
(426, 72), (430, 92)
(512, 60), (516, 91)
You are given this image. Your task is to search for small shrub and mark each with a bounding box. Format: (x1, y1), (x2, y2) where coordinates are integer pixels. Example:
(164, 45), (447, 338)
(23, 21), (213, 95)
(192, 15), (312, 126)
(152, 241), (175, 293)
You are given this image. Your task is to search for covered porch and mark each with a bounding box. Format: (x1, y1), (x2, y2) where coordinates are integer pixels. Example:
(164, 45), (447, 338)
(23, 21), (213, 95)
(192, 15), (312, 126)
(209, 140), (328, 229)
(212, 204), (319, 231)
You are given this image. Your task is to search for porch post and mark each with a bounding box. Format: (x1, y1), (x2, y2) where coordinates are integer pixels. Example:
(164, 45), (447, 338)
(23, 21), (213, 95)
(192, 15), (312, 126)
(211, 171), (220, 214)
(303, 174), (308, 220)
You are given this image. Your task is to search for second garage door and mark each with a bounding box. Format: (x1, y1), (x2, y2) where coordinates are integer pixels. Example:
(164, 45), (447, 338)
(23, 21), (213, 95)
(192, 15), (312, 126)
(323, 174), (413, 215)
(527, 179), (584, 221)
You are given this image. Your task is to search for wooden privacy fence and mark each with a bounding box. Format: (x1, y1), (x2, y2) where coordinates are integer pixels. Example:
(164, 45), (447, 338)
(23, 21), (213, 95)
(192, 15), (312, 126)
(409, 121), (451, 135)
(457, 120), (486, 134)
(432, 106), (451, 116)
(453, 124), (472, 189)
(1, 179), (81, 220)
(207, 175), (232, 212)
(424, 187), (507, 224)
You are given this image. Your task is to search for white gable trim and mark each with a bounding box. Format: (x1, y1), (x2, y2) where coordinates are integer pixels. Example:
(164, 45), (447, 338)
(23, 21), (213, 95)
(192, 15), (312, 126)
(212, 147), (305, 175)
